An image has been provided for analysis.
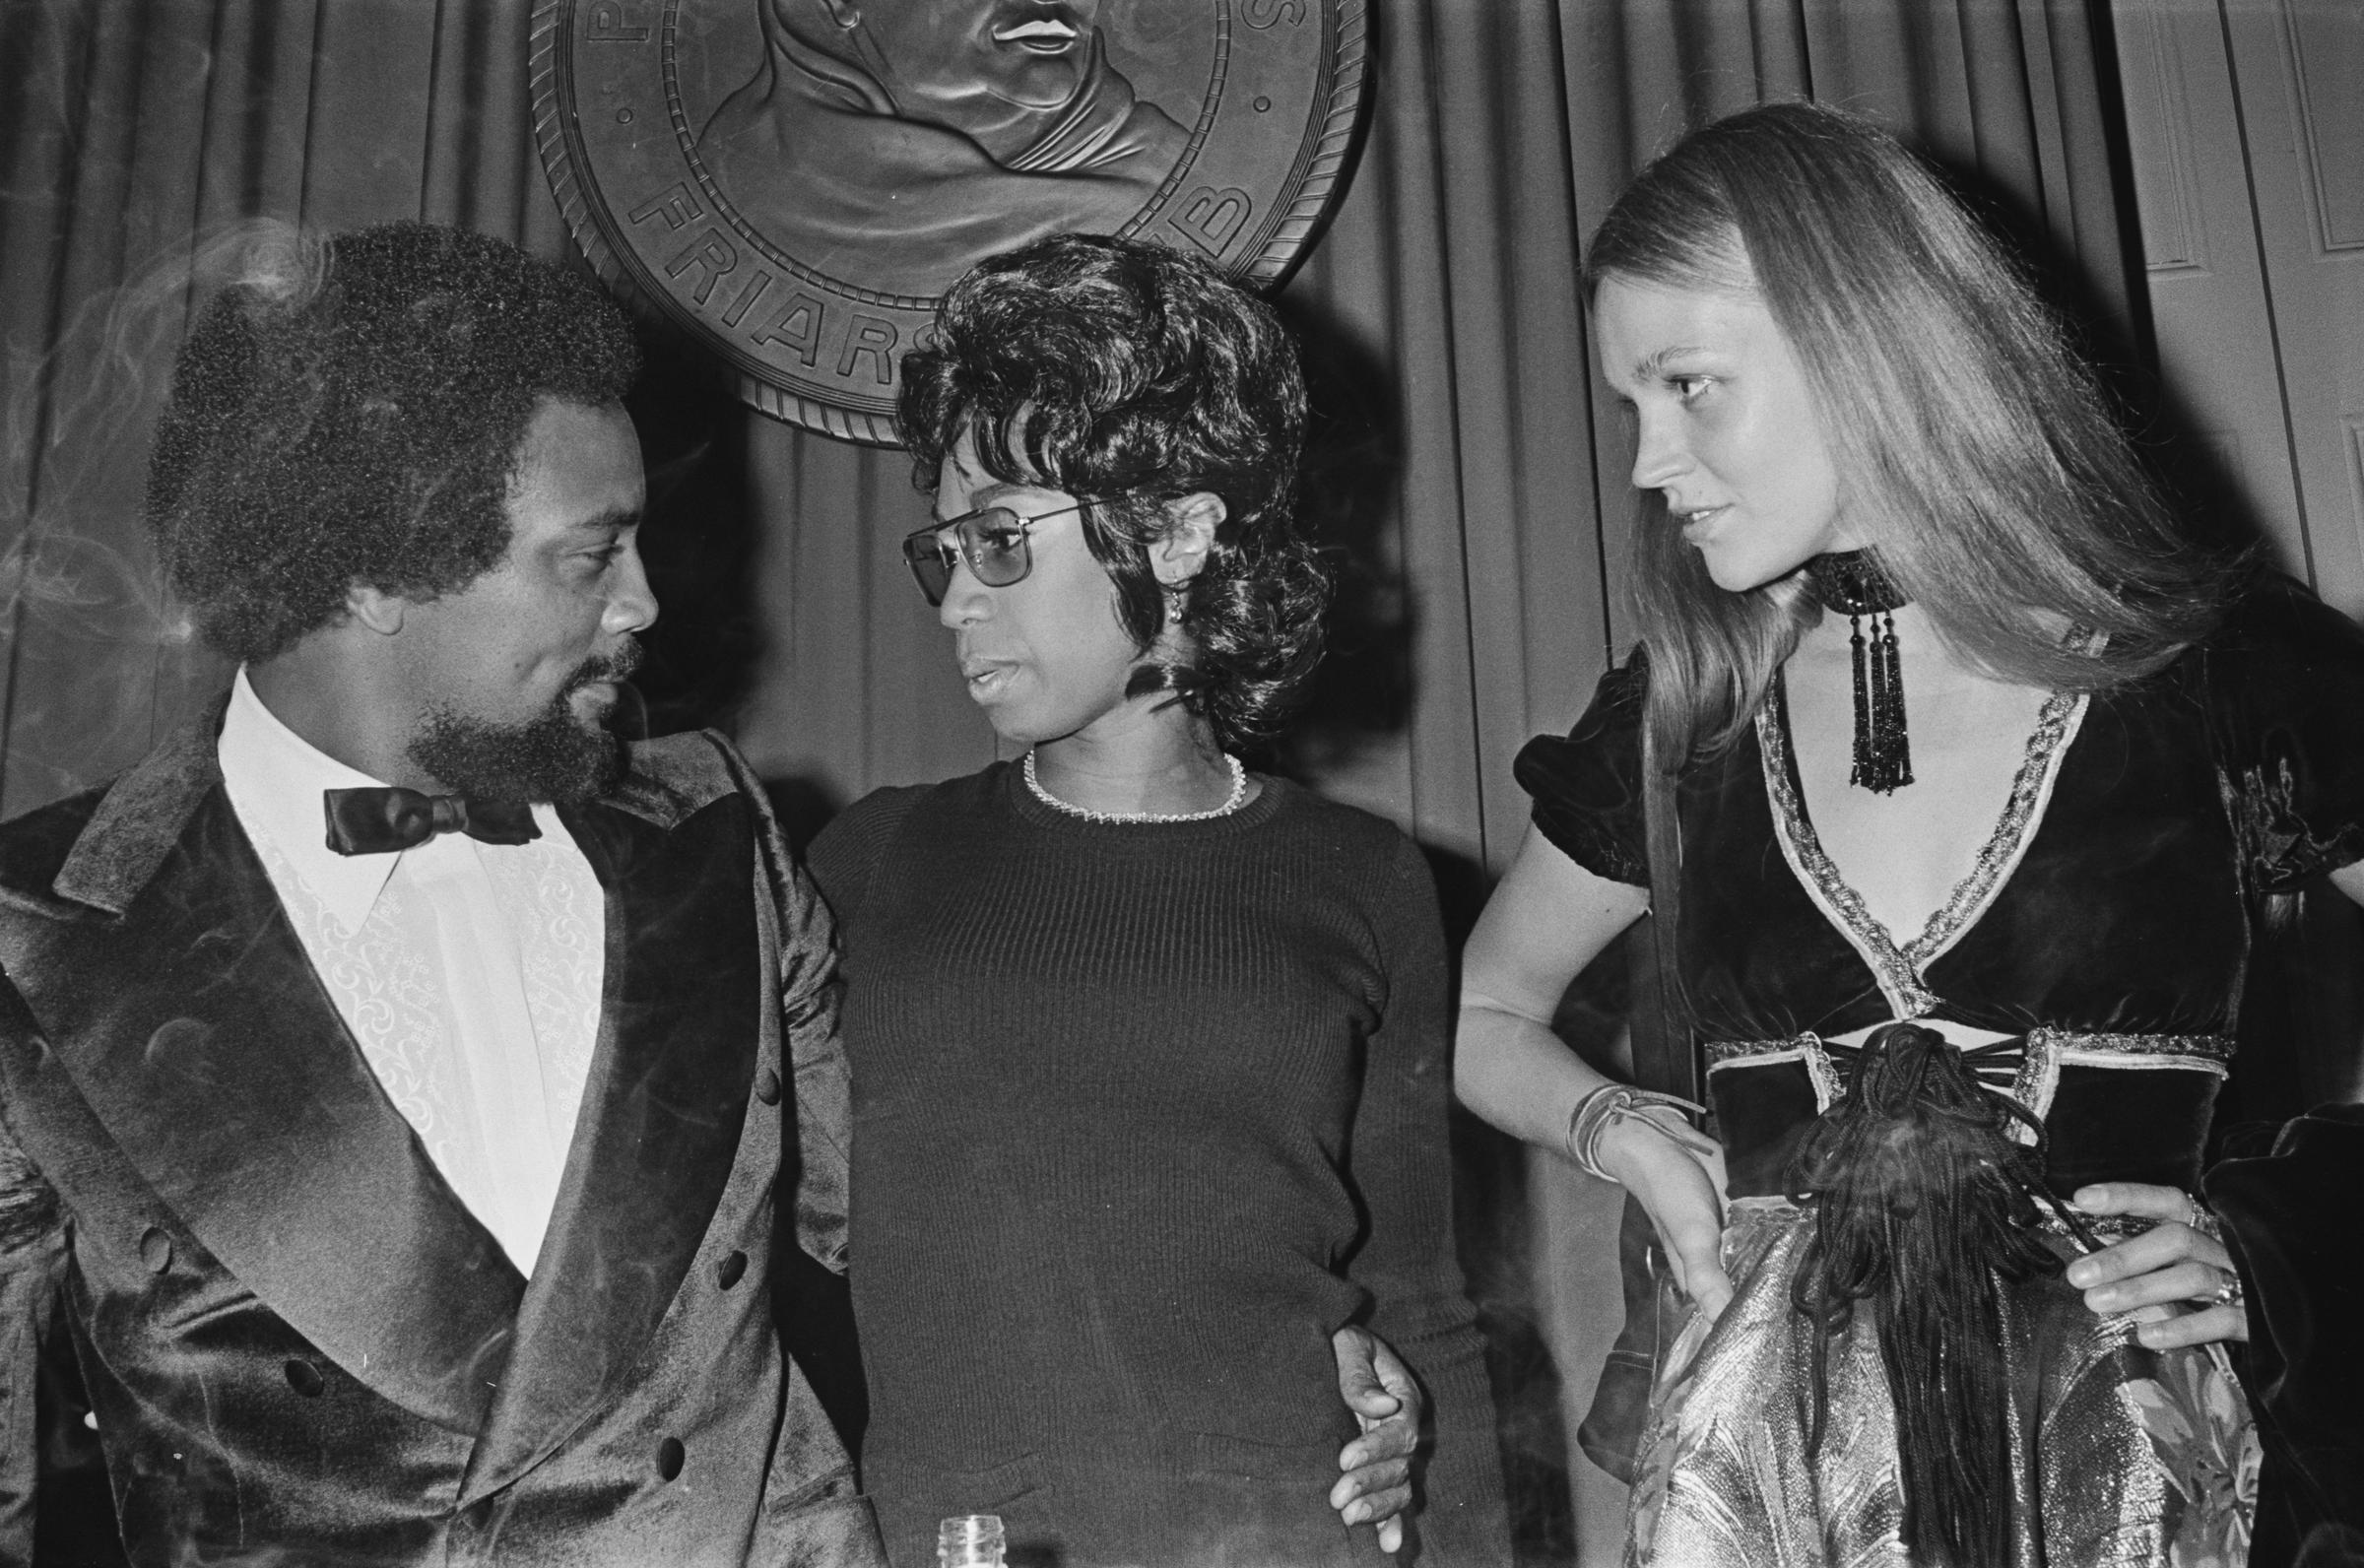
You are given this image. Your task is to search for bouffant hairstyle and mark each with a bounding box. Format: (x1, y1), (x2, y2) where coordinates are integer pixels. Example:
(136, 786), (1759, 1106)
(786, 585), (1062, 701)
(146, 221), (640, 663)
(897, 233), (1329, 753)
(1584, 101), (2230, 760)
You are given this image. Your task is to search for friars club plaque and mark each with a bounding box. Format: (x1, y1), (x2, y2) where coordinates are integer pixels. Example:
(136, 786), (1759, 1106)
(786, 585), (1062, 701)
(531, 0), (1369, 443)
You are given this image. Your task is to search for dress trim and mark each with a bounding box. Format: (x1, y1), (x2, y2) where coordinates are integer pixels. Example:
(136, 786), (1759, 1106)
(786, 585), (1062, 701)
(1703, 1033), (1844, 1108)
(1706, 1028), (2235, 1124)
(1755, 684), (2088, 1019)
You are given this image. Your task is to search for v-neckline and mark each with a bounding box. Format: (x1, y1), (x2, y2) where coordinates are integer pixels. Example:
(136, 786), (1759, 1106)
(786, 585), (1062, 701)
(1756, 674), (2090, 1018)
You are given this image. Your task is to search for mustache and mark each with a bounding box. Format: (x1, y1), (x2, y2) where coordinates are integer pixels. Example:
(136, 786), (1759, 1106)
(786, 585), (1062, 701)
(565, 641), (644, 689)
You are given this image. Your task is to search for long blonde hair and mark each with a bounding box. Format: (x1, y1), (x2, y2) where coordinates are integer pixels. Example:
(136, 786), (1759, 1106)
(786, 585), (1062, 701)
(1585, 102), (2235, 761)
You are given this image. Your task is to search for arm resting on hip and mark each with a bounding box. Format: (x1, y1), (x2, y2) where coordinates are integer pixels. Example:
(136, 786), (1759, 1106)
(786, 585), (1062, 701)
(1455, 826), (1730, 1316)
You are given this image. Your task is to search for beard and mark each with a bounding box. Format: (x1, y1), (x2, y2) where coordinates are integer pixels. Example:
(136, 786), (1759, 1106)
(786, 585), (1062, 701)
(407, 645), (642, 805)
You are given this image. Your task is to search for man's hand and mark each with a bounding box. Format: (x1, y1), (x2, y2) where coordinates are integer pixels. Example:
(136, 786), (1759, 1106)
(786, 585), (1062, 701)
(2067, 1182), (2249, 1349)
(1329, 1325), (1420, 1553)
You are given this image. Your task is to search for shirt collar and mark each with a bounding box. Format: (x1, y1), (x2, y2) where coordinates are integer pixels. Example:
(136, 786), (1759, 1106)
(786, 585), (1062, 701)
(217, 668), (408, 936)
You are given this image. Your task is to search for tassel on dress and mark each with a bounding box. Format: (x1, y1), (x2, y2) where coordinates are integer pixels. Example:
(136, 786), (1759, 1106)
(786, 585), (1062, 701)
(1786, 1023), (2085, 1568)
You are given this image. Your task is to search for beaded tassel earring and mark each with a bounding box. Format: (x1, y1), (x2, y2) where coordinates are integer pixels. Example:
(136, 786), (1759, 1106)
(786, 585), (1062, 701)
(1805, 551), (1913, 793)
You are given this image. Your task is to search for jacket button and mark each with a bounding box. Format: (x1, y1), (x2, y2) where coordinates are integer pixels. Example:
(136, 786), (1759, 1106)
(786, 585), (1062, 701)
(656, 1437), (685, 1480)
(754, 1069), (781, 1106)
(717, 1251), (747, 1289)
(139, 1228), (172, 1274)
(284, 1359), (325, 1398)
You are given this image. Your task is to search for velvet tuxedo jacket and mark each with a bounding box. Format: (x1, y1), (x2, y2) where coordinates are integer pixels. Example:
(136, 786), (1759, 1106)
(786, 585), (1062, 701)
(0, 713), (881, 1567)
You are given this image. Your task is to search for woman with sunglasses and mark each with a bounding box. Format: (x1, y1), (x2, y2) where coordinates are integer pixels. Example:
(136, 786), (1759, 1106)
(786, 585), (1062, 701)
(806, 234), (1510, 1568)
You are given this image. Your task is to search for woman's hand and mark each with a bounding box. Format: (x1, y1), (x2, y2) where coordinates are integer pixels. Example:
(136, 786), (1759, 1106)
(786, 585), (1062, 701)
(2066, 1182), (2248, 1349)
(1453, 828), (1726, 1312)
(1598, 1113), (1734, 1322)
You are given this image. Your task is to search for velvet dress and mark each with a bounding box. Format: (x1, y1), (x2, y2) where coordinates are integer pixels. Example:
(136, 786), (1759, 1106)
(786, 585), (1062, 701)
(1515, 581), (2364, 1567)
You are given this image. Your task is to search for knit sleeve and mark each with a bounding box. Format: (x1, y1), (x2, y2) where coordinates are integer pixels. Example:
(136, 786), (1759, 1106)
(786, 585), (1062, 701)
(2203, 578), (2364, 892)
(805, 785), (928, 930)
(1346, 834), (1509, 1558)
(1512, 655), (1649, 887)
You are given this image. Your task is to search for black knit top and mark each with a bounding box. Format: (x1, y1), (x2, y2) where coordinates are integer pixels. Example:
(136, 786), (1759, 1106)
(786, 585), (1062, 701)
(808, 764), (1507, 1568)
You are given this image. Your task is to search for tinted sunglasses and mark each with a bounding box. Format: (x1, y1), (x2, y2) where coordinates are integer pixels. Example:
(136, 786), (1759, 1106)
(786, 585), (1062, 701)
(901, 502), (1087, 607)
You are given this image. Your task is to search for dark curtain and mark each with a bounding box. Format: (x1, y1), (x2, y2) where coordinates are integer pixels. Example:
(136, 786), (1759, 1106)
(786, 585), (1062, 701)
(0, 0), (2138, 847)
(0, 2), (2139, 1559)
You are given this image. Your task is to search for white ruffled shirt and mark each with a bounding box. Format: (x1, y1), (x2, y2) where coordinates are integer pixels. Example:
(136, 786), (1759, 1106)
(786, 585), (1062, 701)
(216, 671), (604, 1275)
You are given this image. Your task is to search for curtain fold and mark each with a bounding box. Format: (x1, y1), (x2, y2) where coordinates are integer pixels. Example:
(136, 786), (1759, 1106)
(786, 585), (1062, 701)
(0, 0), (2137, 838)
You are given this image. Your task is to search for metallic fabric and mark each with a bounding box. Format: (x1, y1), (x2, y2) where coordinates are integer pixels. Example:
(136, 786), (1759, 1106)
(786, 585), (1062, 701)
(1627, 1200), (2258, 1567)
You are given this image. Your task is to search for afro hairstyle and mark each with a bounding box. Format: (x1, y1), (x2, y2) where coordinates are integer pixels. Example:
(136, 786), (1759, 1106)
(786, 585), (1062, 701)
(146, 221), (639, 663)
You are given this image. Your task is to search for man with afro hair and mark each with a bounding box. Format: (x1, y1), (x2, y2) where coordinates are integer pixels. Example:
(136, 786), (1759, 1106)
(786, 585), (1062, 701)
(0, 222), (883, 1566)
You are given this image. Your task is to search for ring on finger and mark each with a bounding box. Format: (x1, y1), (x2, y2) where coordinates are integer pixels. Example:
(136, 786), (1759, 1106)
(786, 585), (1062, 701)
(2203, 1268), (2244, 1310)
(2181, 1197), (2223, 1242)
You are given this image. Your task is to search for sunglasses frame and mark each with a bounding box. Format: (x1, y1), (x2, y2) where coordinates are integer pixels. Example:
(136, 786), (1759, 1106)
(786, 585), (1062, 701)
(901, 501), (1088, 607)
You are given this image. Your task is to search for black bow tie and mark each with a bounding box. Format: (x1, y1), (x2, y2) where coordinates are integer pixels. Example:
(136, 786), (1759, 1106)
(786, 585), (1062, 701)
(322, 787), (542, 857)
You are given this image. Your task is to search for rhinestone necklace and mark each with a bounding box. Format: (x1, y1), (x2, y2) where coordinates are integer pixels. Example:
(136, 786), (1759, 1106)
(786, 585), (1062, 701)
(1021, 750), (1249, 823)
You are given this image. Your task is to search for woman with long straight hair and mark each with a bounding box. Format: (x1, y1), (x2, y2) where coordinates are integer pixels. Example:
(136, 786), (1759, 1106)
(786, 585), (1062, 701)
(1456, 100), (2362, 1565)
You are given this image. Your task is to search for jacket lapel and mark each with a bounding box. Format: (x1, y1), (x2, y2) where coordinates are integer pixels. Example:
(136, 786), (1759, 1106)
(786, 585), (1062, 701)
(0, 721), (524, 1432)
(458, 787), (761, 1501)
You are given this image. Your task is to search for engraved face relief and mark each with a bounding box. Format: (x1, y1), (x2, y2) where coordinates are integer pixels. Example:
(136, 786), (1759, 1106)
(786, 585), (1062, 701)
(540, 0), (1366, 441)
(785, 0), (1114, 127)
(691, 0), (1188, 300)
